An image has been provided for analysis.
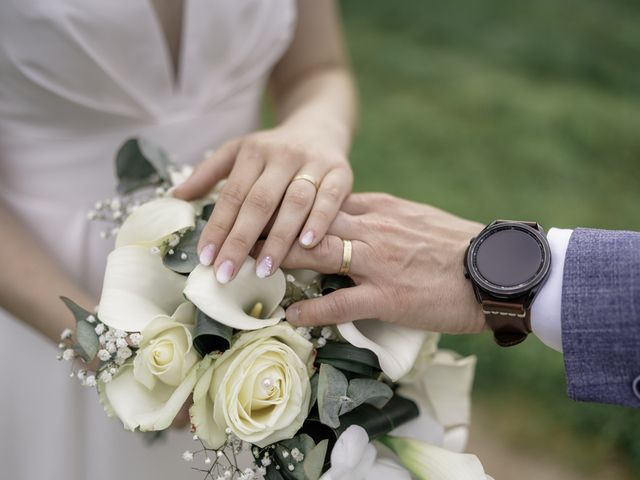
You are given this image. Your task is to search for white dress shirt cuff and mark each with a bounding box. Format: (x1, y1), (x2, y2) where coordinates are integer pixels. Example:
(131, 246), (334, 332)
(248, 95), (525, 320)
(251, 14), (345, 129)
(530, 228), (574, 352)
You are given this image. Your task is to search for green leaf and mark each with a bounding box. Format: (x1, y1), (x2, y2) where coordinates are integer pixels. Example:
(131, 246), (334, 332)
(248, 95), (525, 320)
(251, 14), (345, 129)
(302, 439), (328, 480)
(315, 341), (381, 377)
(346, 378), (393, 410)
(60, 296), (99, 362)
(163, 218), (205, 274)
(337, 395), (420, 441)
(317, 363), (349, 428)
(275, 434), (327, 480)
(281, 281), (308, 309)
(309, 373), (319, 412)
(200, 203), (215, 221)
(192, 309), (232, 356)
(115, 138), (171, 194)
(320, 275), (354, 295)
(264, 466), (286, 480)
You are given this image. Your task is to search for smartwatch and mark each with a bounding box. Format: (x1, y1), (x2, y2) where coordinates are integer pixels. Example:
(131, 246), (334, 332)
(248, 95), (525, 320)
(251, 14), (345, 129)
(464, 220), (552, 347)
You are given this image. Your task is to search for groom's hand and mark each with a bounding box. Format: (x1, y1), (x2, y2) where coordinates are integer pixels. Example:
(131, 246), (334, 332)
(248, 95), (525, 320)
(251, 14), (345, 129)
(282, 193), (487, 334)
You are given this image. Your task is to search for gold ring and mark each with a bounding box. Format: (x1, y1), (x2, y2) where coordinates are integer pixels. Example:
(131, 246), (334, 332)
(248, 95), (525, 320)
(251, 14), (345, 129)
(339, 239), (352, 276)
(292, 174), (319, 191)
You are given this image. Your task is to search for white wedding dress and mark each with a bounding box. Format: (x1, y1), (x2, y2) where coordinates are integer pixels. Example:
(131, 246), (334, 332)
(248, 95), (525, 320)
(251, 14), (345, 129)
(0, 1), (296, 479)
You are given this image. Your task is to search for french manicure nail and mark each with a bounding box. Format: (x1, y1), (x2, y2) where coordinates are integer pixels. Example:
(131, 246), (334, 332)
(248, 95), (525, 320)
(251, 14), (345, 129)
(199, 244), (216, 266)
(256, 256), (274, 279)
(216, 260), (234, 284)
(300, 231), (315, 247)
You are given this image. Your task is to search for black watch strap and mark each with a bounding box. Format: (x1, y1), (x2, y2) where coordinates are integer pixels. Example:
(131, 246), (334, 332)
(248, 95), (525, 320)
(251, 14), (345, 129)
(482, 299), (531, 347)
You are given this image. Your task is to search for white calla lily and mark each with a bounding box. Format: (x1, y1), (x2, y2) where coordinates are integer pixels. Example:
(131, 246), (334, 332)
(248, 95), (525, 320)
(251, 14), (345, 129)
(397, 348), (476, 452)
(337, 320), (428, 381)
(115, 197), (195, 248)
(99, 303), (199, 431)
(381, 435), (491, 480)
(97, 245), (186, 332)
(184, 258), (286, 330)
(320, 426), (411, 480)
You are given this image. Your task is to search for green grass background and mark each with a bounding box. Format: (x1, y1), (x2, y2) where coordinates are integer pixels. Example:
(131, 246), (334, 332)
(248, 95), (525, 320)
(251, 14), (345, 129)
(339, 0), (640, 476)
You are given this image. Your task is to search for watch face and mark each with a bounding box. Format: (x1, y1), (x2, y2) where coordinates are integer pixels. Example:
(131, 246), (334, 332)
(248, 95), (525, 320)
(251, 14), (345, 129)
(467, 222), (550, 296)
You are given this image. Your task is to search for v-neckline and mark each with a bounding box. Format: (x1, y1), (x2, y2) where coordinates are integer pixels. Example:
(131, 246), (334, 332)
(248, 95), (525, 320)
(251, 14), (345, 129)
(148, 0), (186, 89)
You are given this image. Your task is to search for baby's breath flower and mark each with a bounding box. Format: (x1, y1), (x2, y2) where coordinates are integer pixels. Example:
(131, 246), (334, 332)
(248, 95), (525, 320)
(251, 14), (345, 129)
(86, 315), (96, 323)
(115, 338), (128, 349)
(117, 347), (132, 360)
(182, 450), (194, 462)
(94, 323), (105, 335)
(105, 342), (117, 354)
(85, 375), (97, 387)
(60, 328), (73, 340)
(62, 348), (75, 361)
(128, 333), (143, 347)
(113, 329), (126, 338)
(99, 371), (113, 383)
(97, 349), (111, 362)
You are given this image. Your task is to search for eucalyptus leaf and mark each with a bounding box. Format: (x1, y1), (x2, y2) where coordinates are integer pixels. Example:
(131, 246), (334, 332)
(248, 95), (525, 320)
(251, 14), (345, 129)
(115, 138), (171, 194)
(317, 363), (349, 428)
(163, 219), (205, 274)
(315, 358), (379, 378)
(345, 378), (393, 410)
(275, 434), (325, 480)
(192, 309), (232, 356)
(302, 439), (328, 480)
(264, 467), (286, 480)
(60, 296), (99, 362)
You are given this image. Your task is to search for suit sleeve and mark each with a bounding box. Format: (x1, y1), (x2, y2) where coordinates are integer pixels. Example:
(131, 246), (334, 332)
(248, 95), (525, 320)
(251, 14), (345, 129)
(562, 228), (640, 408)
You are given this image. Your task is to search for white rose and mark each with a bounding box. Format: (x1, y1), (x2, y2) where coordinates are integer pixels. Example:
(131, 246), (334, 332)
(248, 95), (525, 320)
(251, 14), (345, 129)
(99, 303), (200, 431)
(191, 323), (314, 448)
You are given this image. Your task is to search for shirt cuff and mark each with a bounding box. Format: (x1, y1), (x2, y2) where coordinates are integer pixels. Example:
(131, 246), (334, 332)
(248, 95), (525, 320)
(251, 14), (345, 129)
(530, 228), (574, 352)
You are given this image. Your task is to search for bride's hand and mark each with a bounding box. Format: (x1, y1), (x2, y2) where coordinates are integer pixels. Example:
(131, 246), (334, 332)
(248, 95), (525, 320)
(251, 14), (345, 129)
(279, 193), (486, 334)
(173, 125), (353, 283)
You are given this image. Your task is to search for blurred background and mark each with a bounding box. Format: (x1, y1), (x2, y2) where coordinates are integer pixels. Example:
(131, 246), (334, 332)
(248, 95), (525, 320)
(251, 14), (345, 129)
(337, 0), (640, 478)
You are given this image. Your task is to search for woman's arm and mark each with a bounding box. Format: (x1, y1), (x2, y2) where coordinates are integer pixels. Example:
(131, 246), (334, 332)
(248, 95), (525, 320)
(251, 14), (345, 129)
(0, 199), (95, 344)
(174, 0), (357, 283)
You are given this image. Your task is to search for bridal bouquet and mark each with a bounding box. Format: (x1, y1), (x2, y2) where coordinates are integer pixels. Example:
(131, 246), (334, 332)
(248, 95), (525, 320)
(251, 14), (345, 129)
(57, 138), (491, 480)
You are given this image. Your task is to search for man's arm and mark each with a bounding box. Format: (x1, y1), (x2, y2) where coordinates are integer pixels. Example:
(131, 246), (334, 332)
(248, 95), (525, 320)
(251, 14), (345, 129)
(561, 228), (640, 408)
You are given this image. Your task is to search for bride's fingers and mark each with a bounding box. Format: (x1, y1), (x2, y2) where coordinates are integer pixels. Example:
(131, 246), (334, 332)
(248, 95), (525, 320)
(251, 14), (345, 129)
(196, 147), (264, 264)
(285, 286), (377, 326)
(298, 166), (353, 248)
(280, 235), (368, 276)
(172, 139), (241, 200)
(254, 172), (321, 278)
(212, 164), (294, 283)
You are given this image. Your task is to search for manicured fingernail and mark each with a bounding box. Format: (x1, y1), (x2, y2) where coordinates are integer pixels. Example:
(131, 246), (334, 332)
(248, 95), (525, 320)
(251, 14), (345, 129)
(300, 231), (315, 247)
(286, 305), (300, 324)
(216, 260), (234, 284)
(256, 256), (274, 279)
(199, 244), (216, 266)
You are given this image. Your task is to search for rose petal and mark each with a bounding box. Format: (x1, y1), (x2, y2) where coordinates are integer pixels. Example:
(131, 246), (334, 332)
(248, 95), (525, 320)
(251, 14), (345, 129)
(98, 246), (186, 332)
(99, 361), (198, 431)
(115, 197), (195, 248)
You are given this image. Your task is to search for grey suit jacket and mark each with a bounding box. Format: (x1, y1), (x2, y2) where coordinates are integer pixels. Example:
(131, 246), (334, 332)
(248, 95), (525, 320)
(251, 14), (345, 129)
(562, 228), (640, 408)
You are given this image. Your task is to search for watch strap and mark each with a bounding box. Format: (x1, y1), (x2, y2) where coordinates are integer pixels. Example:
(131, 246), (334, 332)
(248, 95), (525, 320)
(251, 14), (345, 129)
(482, 299), (531, 347)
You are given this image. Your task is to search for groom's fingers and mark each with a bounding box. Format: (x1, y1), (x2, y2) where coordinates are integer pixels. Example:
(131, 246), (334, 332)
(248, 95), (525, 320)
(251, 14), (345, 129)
(280, 235), (368, 276)
(286, 286), (377, 326)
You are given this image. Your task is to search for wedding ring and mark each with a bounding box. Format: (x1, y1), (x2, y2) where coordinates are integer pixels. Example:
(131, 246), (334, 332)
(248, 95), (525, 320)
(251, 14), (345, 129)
(292, 174), (319, 191)
(339, 239), (352, 276)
